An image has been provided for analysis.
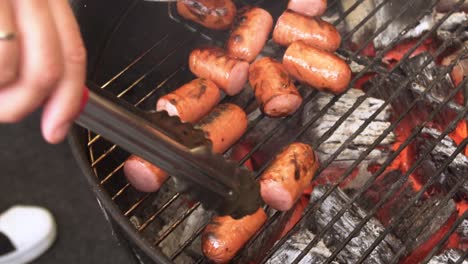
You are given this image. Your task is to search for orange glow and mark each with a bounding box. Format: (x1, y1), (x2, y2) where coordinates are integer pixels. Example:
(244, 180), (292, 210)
(457, 201), (468, 216)
(400, 212), (458, 264)
(383, 38), (435, 68)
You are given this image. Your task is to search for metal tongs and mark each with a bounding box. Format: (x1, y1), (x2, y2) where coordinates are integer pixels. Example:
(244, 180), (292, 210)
(76, 83), (263, 219)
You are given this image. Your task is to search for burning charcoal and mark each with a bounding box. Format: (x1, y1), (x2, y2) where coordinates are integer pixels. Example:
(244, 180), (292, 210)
(158, 204), (212, 263)
(428, 249), (468, 264)
(437, 12), (468, 43)
(301, 88), (395, 169)
(400, 53), (456, 105)
(340, 0), (378, 49)
(372, 0), (436, 49)
(340, 0), (436, 50)
(265, 228), (338, 264)
(459, 219), (468, 249)
(416, 127), (468, 201)
(309, 186), (403, 264)
(436, 0), (468, 13)
(235, 208), (299, 263)
(358, 169), (461, 261)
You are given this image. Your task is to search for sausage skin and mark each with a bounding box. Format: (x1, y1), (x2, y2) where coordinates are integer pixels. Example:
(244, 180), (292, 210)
(202, 208), (267, 263)
(259, 142), (319, 211)
(273, 10), (341, 52)
(189, 47), (249, 96)
(287, 0), (327, 17)
(123, 155), (169, 193)
(283, 41), (351, 94)
(176, 0), (237, 30)
(156, 78), (221, 123)
(124, 103), (247, 192)
(249, 57), (302, 117)
(197, 103), (248, 153)
(226, 7), (274, 62)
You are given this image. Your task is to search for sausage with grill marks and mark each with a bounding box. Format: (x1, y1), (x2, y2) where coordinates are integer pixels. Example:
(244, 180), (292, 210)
(176, 0), (237, 30)
(202, 208), (267, 263)
(273, 10), (341, 52)
(259, 142), (319, 211)
(249, 57), (302, 117)
(226, 7), (273, 62)
(156, 78), (221, 123)
(283, 40), (352, 94)
(287, 0), (327, 17)
(123, 103), (247, 192)
(189, 47), (249, 96)
(196, 103), (248, 153)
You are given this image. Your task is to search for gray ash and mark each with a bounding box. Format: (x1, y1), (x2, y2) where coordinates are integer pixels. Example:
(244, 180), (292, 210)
(309, 186), (403, 264)
(415, 127), (468, 201)
(428, 249), (468, 264)
(265, 228), (338, 264)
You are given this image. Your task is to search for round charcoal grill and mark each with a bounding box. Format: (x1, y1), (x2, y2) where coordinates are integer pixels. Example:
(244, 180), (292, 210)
(69, 0), (468, 263)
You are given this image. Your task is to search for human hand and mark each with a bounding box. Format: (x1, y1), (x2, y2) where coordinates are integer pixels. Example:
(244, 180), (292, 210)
(0, 0), (87, 144)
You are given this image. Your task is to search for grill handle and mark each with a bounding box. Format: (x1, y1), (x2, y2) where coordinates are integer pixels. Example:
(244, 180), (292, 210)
(75, 82), (263, 218)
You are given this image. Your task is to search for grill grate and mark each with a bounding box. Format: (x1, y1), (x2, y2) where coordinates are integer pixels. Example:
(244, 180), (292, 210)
(84, 0), (468, 263)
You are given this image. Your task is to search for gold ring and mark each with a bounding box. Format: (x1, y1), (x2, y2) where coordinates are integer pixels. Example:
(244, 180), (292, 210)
(0, 32), (16, 41)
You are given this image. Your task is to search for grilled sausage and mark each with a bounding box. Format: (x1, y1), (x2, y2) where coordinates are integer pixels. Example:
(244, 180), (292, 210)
(197, 103), (248, 153)
(226, 7), (274, 62)
(273, 10), (341, 52)
(202, 208), (267, 263)
(283, 41), (351, 94)
(287, 0), (327, 17)
(176, 0), (237, 30)
(156, 78), (221, 123)
(123, 155), (169, 193)
(189, 47), (249, 96)
(249, 57), (302, 117)
(124, 103), (247, 192)
(259, 142), (319, 211)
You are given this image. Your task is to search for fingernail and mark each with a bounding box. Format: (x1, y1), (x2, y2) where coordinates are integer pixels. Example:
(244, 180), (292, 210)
(49, 122), (71, 144)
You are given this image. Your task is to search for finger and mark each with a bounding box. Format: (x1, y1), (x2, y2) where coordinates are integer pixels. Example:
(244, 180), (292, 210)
(0, 0), (64, 123)
(41, 0), (86, 144)
(0, 0), (20, 86)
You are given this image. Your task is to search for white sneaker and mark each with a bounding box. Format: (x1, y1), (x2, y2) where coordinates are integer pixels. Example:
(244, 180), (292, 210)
(0, 206), (57, 264)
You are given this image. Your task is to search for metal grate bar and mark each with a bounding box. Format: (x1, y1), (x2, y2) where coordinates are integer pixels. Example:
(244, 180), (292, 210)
(138, 193), (181, 232)
(87, 36), (193, 147)
(421, 210), (468, 264)
(454, 250), (468, 264)
(352, 117), (468, 262)
(317, 21), (467, 176)
(338, 108), (468, 263)
(170, 219), (205, 259)
(332, 0), (373, 27)
(153, 203), (200, 246)
(100, 33), (170, 89)
(124, 193), (151, 216)
(310, 1), (460, 157)
(147, 89), (320, 252)
(90, 66), (186, 166)
(340, 0), (394, 42)
(97, 68), (185, 184)
(292, 64), (468, 264)
(169, 28), (465, 263)
(100, 163), (124, 185)
(260, 40), (468, 264)
(112, 183), (130, 200)
(349, 0), (438, 58)
(389, 167), (468, 264)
